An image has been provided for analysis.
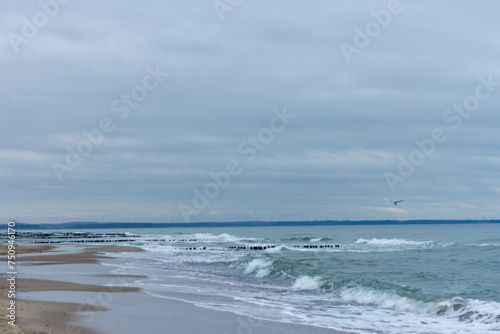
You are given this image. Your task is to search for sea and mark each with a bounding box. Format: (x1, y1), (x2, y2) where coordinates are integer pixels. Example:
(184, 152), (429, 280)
(13, 223), (500, 333)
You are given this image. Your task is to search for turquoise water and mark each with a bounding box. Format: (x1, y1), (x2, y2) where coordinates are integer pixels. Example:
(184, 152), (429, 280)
(16, 224), (500, 333)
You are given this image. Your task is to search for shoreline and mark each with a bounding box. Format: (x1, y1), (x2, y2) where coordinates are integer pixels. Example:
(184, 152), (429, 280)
(1, 245), (144, 334)
(1, 244), (350, 334)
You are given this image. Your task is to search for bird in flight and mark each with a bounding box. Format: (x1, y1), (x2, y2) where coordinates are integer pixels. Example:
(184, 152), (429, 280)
(384, 198), (405, 206)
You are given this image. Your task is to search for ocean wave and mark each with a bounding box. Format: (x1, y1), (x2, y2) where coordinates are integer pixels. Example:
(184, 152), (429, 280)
(191, 233), (254, 243)
(466, 243), (500, 248)
(148, 232), (259, 244)
(355, 238), (431, 247)
(349, 238), (450, 252)
(310, 237), (332, 242)
(141, 244), (178, 253)
(340, 285), (500, 326)
(340, 285), (438, 313)
(279, 236), (332, 242)
(438, 297), (500, 324)
(292, 276), (322, 290)
(265, 245), (285, 253)
(244, 259), (273, 278)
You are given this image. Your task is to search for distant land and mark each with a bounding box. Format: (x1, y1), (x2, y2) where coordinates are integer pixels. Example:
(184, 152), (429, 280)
(10, 220), (500, 230)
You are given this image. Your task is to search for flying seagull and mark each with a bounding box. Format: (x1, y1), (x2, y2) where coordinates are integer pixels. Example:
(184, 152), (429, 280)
(384, 198), (405, 206)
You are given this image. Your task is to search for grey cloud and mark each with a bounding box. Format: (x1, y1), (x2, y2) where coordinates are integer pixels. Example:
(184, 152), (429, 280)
(1, 0), (499, 223)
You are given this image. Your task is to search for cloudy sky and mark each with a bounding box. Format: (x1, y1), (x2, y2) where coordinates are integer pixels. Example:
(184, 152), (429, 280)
(1, 0), (499, 224)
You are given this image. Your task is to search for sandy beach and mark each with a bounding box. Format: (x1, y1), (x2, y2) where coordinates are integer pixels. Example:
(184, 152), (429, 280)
(1, 244), (346, 334)
(1, 245), (142, 334)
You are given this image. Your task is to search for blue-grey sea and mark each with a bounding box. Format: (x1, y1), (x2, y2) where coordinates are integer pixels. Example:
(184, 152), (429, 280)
(18, 224), (500, 333)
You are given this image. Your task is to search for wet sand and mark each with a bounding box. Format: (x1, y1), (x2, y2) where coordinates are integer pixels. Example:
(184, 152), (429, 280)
(0, 245), (142, 334)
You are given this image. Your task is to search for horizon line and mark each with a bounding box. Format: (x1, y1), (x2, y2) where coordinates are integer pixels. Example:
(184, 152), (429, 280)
(9, 218), (500, 228)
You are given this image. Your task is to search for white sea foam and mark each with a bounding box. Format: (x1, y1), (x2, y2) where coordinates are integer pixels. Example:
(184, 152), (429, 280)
(355, 238), (430, 247)
(438, 297), (500, 324)
(340, 285), (439, 314)
(265, 245), (284, 253)
(292, 276), (321, 290)
(340, 285), (500, 326)
(141, 244), (178, 253)
(468, 243), (500, 247)
(349, 238), (444, 252)
(143, 232), (255, 244)
(245, 259), (272, 277)
(191, 233), (248, 243)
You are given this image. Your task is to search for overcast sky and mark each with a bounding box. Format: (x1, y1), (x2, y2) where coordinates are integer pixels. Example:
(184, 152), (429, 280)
(1, 0), (500, 224)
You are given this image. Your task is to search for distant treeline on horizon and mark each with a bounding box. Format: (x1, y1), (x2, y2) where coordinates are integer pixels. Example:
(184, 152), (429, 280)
(9, 220), (500, 230)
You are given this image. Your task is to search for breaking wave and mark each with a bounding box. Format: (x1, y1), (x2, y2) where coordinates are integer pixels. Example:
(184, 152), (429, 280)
(340, 285), (500, 325)
(292, 276), (322, 290)
(355, 238), (431, 247)
(244, 259), (273, 278)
